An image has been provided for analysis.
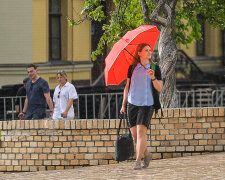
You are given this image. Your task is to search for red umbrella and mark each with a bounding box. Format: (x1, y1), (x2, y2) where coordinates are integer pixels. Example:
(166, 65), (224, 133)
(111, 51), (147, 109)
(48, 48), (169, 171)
(104, 25), (160, 86)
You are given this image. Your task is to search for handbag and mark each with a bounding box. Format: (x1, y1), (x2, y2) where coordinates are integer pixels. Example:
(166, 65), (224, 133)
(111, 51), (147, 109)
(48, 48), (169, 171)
(115, 114), (134, 162)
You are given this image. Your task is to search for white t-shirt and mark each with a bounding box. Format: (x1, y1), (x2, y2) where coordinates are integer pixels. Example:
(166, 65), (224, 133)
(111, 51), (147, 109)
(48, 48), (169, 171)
(53, 82), (78, 120)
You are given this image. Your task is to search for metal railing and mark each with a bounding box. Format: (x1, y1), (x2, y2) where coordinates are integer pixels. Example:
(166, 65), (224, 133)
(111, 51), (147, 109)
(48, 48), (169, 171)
(0, 89), (224, 121)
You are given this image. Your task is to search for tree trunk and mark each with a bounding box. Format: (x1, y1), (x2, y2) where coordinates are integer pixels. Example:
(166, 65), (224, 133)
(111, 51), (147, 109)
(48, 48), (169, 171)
(141, 0), (178, 108)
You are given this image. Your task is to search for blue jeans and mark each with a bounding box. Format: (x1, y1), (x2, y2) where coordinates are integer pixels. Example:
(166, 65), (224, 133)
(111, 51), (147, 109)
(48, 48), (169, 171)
(24, 112), (46, 120)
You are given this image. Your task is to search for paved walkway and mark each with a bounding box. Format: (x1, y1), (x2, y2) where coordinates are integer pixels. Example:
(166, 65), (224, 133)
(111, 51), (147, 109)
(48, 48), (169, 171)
(1, 152), (225, 180)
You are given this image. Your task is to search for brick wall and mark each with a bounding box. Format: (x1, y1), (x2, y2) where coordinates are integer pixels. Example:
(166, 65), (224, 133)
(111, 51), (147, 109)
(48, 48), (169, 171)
(0, 107), (224, 172)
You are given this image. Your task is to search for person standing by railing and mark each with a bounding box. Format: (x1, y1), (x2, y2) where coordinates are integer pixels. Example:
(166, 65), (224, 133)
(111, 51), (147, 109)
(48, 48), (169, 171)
(18, 64), (54, 120)
(52, 70), (78, 120)
(15, 77), (29, 118)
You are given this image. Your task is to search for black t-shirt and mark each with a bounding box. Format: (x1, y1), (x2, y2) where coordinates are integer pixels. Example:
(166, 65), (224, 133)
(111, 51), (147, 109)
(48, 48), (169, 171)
(15, 86), (26, 106)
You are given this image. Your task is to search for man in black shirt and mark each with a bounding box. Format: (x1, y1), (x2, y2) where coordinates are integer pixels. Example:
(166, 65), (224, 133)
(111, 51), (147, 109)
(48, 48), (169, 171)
(15, 77), (29, 116)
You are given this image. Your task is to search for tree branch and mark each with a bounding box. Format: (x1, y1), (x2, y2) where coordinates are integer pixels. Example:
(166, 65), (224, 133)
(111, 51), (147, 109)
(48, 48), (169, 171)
(151, 0), (168, 27)
(140, 0), (151, 24)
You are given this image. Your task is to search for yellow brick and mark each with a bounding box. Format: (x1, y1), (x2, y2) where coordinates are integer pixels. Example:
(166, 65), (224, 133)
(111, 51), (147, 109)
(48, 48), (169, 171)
(87, 120), (93, 129)
(218, 107), (224, 116)
(56, 154), (65, 159)
(34, 136), (42, 141)
(83, 135), (92, 141)
(99, 160), (108, 165)
(77, 141), (85, 146)
(165, 124), (174, 129)
(208, 108), (214, 116)
(186, 146), (194, 151)
(81, 130), (89, 135)
(98, 120), (104, 129)
(196, 108), (203, 117)
(88, 147), (97, 152)
(38, 142), (45, 147)
(101, 135), (110, 141)
(216, 128), (224, 133)
(95, 141), (103, 146)
(61, 148), (69, 153)
(109, 120), (116, 128)
(70, 160), (79, 165)
(76, 154), (84, 159)
(79, 147), (88, 152)
(48, 154), (56, 159)
(156, 135), (165, 140)
(174, 109), (180, 117)
(179, 129), (188, 134)
(175, 124), (183, 129)
(55, 166), (64, 170)
(65, 120), (70, 129)
(79, 160), (89, 165)
(43, 148), (51, 153)
(63, 130), (71, 135)
(74, 136), (82, 141)
(63, 142), (71, 147)
(89, 160), (98, 165)
(220, 122), (225, 127)
(104, 120), (110, 129)
(31, 154), (39, 160)
(90, 130), (99, 135)
(34, 148), (43, 153)
(99, 130), (107, 134)
(94, 153), (104, 159)
(176, 135), (184, 140)
(166, 135), (175, 140)
(92, 119), (98, 128)
(104, 141), (114, 147)
(86, 142), (94, 147)
(46, 142), (54, 147)
(179, 109), (185, 117)
(27, 160), (34, 166)
(169, 118), (178, 124)
(59, 136), (67, 141)
(199, 140), (207, 145)
(35, 160), (43, 165)
(81, 121), (87, 129)
(216, 117), (225, 122)
(59, 120), (65, 129)
(167, 109), (174, 117)
(170, 129), (179, 135)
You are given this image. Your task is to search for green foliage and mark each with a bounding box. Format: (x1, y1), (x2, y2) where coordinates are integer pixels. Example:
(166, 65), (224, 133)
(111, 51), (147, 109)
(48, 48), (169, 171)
(73, 0), (225, 61)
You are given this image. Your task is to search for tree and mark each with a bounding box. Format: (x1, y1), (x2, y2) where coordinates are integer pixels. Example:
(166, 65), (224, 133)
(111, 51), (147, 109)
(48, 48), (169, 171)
(70, 0), (225, 108)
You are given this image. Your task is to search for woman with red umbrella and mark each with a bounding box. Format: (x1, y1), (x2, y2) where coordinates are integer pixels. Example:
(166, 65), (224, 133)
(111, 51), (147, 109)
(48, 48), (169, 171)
(120, 43), (163, 170)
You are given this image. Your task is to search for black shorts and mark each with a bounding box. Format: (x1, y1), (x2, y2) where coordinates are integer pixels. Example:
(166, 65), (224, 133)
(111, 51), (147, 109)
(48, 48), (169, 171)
(127, 103), (154, 128)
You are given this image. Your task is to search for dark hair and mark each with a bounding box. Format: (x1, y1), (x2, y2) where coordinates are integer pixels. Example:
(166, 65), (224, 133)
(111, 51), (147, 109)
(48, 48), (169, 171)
(23, 77), (30, 83)
(27, 64), (37, 69)
(132, 43), (153, 66)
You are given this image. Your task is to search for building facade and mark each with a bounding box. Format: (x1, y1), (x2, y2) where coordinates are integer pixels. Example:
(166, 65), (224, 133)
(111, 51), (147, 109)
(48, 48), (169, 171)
(0, 0), (224, 90)
(0, 0), (92, 89)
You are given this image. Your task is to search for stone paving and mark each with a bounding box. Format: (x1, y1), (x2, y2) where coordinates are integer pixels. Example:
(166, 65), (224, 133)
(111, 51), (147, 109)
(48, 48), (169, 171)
(0, 152), (225, 180)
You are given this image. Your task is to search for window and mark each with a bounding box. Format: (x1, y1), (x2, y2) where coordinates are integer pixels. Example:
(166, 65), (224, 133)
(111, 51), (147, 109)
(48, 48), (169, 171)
(196, 16), (205, 56)
(49, 0), (61, 60)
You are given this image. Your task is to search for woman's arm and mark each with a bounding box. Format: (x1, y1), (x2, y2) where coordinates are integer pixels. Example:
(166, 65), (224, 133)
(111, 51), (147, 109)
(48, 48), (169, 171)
(147, 68), (163, 92)
(120, 78), (130, 114)
(152, 79), (163, 92)
(62, 98), (74, 118)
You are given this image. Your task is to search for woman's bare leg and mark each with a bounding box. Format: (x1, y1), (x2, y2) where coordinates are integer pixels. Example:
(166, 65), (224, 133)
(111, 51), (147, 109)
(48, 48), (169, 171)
(136, 125), (148, 162)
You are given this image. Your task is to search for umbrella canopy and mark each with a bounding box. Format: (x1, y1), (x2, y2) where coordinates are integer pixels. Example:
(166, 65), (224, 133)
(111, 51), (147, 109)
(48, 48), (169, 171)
(104, 25), (160, 86)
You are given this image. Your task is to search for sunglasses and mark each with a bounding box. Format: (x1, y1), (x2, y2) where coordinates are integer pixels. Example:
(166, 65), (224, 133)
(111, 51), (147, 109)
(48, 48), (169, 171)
(58, 91), (61, 98)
